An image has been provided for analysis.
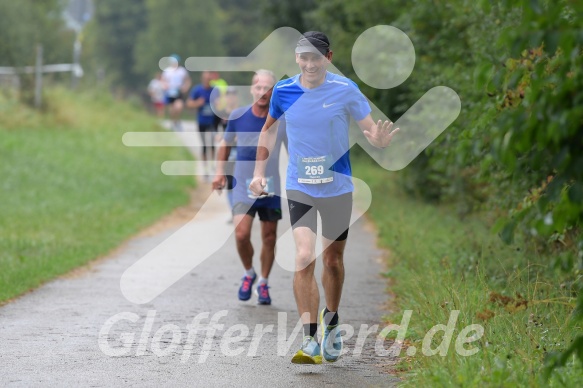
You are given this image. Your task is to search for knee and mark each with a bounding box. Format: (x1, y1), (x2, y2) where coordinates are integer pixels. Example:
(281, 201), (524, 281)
(295, 248), (315, 272)
(235, 228), (250, 244)
(262, 230), (276, 248)
(323, 254), (343, 270)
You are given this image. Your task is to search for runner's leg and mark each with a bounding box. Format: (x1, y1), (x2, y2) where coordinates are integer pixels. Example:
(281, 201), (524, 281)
(233, 212), (254, 270)
(319, 192), (352, 311)
(259, 220), (277, 279)
(293, 226), (319, 325)
(321, 239), (346, 312)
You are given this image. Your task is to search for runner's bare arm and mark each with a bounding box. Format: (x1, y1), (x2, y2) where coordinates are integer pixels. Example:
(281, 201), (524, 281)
(250, 114), (279, 196)
(186, 96), (205, 109)
(181, 76), (192, 94)
(212, 139), (231, 192)
(357, 114), (399, 148)
(215, 139), (231, 176)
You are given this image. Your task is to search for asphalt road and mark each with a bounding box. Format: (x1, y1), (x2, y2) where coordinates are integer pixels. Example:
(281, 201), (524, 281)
(0, 121), (399, 387)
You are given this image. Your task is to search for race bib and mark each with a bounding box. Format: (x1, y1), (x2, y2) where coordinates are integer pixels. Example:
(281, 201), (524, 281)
(246, 176), (275, 198)
(297, 155), (334, 184)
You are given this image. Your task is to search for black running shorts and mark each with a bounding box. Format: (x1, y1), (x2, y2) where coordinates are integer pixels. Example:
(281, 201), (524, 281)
(232, 202), (282, 222)
(286, 190), (352, 241)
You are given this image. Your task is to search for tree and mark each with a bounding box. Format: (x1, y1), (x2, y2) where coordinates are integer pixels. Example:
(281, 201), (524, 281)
(0, 0), (74, 105)
(90, 0), (147, 90)
(217, 0), (271, 57)
(261, 0), (318, 33)
(0, 0), (72, 67)
(133, 0), (225, 84)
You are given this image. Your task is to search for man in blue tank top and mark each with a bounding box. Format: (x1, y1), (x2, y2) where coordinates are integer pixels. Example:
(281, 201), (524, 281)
(249, 31), (399, 364)
(212, 70), (286, 306)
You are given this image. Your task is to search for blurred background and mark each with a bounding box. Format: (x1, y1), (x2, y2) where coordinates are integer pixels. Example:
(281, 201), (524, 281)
(0, 0), (581, 386)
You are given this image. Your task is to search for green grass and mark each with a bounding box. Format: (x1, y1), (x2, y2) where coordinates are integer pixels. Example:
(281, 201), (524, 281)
(0, 88), (195, 302)
(353, 160), (582, 387)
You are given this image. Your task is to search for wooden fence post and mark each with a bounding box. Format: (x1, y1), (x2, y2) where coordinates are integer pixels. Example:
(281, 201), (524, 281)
(35, 44), (43, 108)
(71, 34), (81, 89)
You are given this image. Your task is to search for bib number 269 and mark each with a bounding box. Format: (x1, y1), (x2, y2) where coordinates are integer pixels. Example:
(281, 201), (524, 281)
(297, 155), (333, 184)
(305, 165), (325, 176)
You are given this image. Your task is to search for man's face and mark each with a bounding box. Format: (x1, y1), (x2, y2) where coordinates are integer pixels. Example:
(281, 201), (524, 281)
(202, 71), (212, 86)
(295, 52), (331, 84)
(250, 74), (274, 107)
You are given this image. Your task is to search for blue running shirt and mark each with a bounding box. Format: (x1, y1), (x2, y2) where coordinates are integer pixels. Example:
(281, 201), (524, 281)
(224, 106), (286, 208)
(269, 72), (371, 198)
(190, 85), (217, 126)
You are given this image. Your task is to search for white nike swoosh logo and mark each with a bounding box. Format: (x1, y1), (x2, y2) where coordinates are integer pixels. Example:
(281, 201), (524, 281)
(323, 103), (337, 108)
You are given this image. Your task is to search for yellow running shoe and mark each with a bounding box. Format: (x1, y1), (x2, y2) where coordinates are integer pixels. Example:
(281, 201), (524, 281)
(291, 336), (322, 364)
(320, 308), (342, 362)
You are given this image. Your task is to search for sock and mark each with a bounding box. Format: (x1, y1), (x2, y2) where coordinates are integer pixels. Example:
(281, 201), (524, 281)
(303, 323), (318, 338)
(324, 307), (339, 327)
(244, 267), (256, 278)
(258, 277), (268, 286)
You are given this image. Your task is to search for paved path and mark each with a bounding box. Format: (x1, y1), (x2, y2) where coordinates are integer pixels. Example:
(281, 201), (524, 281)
(0, 121), (399, 387)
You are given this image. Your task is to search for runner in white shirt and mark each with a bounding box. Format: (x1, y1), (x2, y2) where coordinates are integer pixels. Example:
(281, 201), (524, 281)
(161, 54), (191, 131)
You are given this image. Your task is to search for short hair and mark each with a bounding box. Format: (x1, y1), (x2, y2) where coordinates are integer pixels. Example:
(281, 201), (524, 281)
(253, 69), (276, 85)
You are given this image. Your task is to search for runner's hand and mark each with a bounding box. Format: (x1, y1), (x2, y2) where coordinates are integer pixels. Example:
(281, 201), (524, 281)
(249, 176), (268, 197)
(363, 120), (399, 148)
(212, 175), (227, 194)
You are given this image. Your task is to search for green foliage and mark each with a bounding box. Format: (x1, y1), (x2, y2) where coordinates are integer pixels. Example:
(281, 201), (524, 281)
(0, 0), (73, 67)
(133, 0), (225, 81)
(217, 0), (272, 57)
(304, 0), (583, 381)
(261, 0), (318, 33)
(0, 0), (75, 105)
(487, 1), (583, 244)
(354, 162), (583, 386)
(88, 0), (148, 90)
(0, 87), (194, 302)
(88, 0), (263, 90)
(543, 291), (583, 379)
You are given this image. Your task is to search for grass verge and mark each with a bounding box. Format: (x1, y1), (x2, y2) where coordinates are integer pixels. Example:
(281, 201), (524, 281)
(0, 88), (194, 303)
(353, 160), (582, 387)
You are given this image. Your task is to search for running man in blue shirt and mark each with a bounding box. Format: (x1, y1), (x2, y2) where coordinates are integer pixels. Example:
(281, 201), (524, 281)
(249, 31), (399, 364)
(212, 70), (286, 305)
(187, 71), (220, 177)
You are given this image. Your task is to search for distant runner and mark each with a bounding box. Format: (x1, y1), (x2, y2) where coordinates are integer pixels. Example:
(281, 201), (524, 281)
(187, 71), (220, 177)
(161, 54), (191, 131)
(147, 72), (165, 118)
